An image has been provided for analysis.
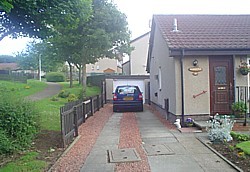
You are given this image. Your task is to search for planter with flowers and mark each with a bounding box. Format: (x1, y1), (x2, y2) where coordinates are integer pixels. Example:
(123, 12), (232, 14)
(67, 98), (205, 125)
(239, 62), (249, 75)
(185, 118), (194, 127)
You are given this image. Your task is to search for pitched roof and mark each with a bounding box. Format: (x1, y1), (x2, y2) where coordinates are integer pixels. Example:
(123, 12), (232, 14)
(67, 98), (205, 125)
(153, 15), (250, 50)
(130, 32), (150, 44)
(0, 63), (19, 70)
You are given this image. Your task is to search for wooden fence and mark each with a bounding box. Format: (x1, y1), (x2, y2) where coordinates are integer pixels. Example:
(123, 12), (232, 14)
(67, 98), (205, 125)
(60, 84), (106, 148)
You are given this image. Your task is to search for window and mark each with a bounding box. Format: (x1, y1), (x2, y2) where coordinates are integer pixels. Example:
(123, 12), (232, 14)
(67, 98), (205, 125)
(215, 66), (226, 85)
(158, 67), (162, 90)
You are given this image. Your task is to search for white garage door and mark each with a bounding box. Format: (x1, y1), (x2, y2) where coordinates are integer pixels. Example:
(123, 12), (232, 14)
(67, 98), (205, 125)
(113, 79), (145, 103)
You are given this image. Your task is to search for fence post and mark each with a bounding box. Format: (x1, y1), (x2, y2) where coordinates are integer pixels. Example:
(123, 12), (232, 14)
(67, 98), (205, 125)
(82, 102), (86, 123)
(90, 97), (93, 116)
(73, 106), (78, 137)
(60, 107), (66, 148)
(97, 95), (100, 111)
(101, 93), (104, 108)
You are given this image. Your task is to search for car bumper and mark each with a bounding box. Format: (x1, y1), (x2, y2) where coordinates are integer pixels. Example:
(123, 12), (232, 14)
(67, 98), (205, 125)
(113, 101), (143, 111)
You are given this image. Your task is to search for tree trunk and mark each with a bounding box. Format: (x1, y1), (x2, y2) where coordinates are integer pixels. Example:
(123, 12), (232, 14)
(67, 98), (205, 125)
(81, 62), (87, 95)
(75, 64), (82, 85)
(67, 61), (73, 88)
(78, 68), (81, 85)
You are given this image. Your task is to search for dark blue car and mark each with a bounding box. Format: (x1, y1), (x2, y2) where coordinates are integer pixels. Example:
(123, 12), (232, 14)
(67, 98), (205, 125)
(113, 85), (143, 112)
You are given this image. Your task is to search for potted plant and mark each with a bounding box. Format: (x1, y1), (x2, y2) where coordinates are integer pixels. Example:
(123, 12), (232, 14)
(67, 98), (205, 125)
(231, 101), (247, 118)
(185, 117), (194, 127)
(239, 62), (249, 75)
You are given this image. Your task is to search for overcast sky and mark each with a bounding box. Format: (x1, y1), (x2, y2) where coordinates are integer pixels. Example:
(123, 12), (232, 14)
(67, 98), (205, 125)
(1, 0), (250, 55)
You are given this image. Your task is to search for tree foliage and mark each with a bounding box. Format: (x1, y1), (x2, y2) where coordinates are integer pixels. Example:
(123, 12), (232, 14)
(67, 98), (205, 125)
(0, 0), (92, 41)
(16, 42), (63, 72)
(0, 55), (16, 63)
(0, 0), (13, 13)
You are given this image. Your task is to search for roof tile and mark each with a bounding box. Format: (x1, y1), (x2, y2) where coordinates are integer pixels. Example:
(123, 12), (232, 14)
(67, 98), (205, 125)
(153, 15), (250, 49)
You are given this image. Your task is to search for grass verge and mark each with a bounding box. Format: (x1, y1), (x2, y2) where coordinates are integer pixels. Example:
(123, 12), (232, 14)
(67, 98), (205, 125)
(0, 152), (47, 172)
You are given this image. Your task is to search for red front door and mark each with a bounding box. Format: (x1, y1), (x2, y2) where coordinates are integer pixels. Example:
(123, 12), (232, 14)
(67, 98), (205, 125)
(209, 56), (234, 115)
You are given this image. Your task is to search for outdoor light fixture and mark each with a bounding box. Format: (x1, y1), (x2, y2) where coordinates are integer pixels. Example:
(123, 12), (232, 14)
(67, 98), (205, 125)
(188, 59), (202, 76)
(193, 59), (198, 66)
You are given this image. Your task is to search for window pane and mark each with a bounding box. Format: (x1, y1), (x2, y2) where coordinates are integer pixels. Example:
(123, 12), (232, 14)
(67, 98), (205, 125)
(215, 66), (226, 85)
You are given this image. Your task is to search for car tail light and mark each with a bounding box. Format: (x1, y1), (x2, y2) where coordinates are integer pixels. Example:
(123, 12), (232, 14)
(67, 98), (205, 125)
(113, 94), (118, 101)
(138, 93), (143, 100)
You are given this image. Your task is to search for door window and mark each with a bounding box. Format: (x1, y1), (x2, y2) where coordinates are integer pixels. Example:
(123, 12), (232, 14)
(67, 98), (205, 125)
(215, 66), (226, 85)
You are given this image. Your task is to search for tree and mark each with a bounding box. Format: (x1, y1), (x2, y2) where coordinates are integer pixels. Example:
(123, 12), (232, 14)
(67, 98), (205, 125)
(16, 42), (63, 74)
(79, 0), (131, 89)
(39, 0), (92, 87)
(0, 0), (92, 41)
(0, 0), (13, 13)
(0, 55), (16, 63)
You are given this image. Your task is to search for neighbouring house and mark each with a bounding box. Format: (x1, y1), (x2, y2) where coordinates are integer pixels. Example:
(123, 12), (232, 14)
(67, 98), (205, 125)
(86, 57), (122, 76)
(147, 15), (250, 124)
(123, 32), (150, 75)
(0, 63), (19, 74)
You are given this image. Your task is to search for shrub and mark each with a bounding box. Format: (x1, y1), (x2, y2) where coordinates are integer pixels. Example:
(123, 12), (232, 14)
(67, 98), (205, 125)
(0, 129), (13, 154)
(58, 90), (70, 98)
(207, 115), (234, 142)
(68, 94), (78, 102)
(231, 101), (247, 118)
(230, 131), (250, 141)
(0, 93), (40, 153)
(46, 72), (65, 82)
(50, 96), (59, 101)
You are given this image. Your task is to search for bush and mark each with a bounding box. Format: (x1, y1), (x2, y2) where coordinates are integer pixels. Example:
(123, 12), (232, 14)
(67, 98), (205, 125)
(46, 72), (65, 82)
(58, 90), (70, 98)
(68, 94), (78, 102)
(0, 93), (40, 153)
(230, 131), (250, 141)
(0, 129), (13, 154)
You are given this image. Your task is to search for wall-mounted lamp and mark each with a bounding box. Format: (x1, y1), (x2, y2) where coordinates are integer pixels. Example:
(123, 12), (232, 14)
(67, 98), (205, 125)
(193, 59), (198, 66)
(188, 59), (202, 76)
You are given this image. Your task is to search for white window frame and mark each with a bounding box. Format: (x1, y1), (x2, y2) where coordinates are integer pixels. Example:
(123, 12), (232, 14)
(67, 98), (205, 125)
(158, 67), (162, 90)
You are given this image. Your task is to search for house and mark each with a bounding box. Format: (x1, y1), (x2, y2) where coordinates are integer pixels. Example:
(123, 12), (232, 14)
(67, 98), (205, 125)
(86, 57), (122, 76)
(0, 63), (19, 74)
(147, 15), (250, 124)
(123, 32), (150, 75)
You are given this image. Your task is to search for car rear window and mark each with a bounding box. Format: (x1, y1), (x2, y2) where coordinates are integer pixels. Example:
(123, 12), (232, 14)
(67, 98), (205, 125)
(117, 86), (139, 95)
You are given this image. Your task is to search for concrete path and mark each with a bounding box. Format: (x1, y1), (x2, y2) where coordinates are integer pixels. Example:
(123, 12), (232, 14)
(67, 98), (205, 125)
(80, 113), (122, 172)
(26, 82), (61, 101)
(80, 107), (238, 172)
(136, 109), (237, 172)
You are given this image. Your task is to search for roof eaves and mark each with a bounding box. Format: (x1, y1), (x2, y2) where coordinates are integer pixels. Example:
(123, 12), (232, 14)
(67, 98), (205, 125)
(169, 48), (250, 56)
(130, 32), (150, 43)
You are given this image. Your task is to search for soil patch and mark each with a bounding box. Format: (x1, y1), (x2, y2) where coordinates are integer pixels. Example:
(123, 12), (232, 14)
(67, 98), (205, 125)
(31, 130), (64, 170)
(211, 140), (250, 172)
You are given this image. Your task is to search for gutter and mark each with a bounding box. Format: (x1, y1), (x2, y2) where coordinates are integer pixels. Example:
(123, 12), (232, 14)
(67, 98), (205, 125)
(180, 49), (185, 126)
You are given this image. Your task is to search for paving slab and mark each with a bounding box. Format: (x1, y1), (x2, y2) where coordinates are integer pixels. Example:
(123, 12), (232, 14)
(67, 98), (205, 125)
(143, 143), (175, 156)
(142, 137), (177, 144)
(108, 148), (141, 163)
(147, 155), (204, 172)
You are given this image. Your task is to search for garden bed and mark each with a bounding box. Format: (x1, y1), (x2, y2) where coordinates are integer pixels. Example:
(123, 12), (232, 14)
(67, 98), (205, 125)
(210, 140), (250, 172)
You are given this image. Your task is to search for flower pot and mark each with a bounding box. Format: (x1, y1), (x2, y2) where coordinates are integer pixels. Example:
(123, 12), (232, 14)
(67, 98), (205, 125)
(186, 123), (193, 127)
(239, 68), (249, 75)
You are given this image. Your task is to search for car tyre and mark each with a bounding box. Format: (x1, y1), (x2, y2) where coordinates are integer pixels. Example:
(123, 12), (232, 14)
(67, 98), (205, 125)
(113, 106), (117, 112)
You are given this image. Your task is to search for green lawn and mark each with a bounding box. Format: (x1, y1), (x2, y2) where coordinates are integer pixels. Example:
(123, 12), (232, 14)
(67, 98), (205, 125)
(0, 80), (47, 97)
(36, 82), (101, 131)
(236, 141), (250, 155)
(0, 152), (47, 172)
